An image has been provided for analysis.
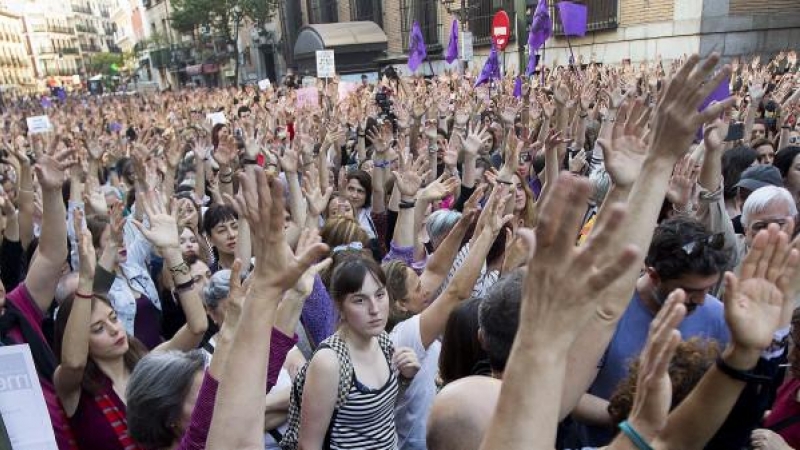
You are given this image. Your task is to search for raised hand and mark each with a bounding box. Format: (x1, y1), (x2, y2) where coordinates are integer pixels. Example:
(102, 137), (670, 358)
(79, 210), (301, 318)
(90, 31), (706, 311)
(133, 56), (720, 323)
(650, 54), (733, 161)
(702, 104), (732, 152)
(302, 164), (333, 217)
(624, 289), (686, 442)
(723, 224), (800, 354)
(132, 190), (180, 249)
(597, 97), (650, 189)
(74, 209), (97, 281)
(518, 173), (641, 346)
(36, 142), (77, 190)
(463, 122), (492, 157)
(419, 173), (459, 203)
(233, 167), (328, 290)
(665, 154), (696, 207)
(392, 150), (429, 199)
(214, 134), (238, 166)
(289, 228), (332, 298)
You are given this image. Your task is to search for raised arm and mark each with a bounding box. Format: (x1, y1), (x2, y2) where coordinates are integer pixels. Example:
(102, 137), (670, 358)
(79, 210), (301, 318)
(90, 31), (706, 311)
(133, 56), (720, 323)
(53, 211), (96, 417)
(478, 173), (641, 450)
(562, 54), (735, 421)
(206, 168), (328, 450)
(419, 186), (511, 349)
(278, 142), (307, 228)
(653, 225), (799, 450)
(26, 140), (76, 312)
(132, 191), (208, 352)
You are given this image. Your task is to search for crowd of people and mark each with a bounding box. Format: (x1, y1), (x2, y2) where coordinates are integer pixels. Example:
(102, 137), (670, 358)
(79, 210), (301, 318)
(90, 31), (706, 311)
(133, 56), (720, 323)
(1, 49), (800, 450)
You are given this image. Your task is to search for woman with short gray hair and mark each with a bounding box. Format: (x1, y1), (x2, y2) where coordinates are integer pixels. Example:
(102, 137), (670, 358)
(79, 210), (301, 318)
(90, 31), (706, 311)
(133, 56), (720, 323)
(126, 350), (207, 449)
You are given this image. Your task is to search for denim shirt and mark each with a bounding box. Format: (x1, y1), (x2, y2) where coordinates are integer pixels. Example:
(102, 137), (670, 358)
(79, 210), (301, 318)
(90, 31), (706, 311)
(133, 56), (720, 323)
(68, 201), (160, 336)
(109, 219), (161, 336)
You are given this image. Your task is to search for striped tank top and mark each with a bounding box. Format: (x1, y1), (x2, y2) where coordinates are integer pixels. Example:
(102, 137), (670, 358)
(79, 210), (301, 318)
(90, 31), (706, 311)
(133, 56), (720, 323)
(325, 361), (399, 449)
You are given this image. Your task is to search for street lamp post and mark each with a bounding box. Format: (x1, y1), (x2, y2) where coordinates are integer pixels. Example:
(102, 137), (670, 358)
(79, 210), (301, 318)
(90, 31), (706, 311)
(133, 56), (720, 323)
(232, 5), (243, 88)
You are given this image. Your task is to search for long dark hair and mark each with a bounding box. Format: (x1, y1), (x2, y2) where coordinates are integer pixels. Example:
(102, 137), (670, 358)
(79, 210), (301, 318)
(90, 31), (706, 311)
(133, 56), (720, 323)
(439, 297), (488, 385)
(53, 295), (147, 396)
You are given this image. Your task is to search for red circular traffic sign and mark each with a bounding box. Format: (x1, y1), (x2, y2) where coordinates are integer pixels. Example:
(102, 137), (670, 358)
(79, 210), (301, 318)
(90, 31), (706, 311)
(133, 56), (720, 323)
(492, 10), (511, 51)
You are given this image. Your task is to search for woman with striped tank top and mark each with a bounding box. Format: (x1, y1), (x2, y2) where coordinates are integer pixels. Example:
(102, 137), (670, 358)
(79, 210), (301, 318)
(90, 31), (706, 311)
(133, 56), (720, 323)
(294, 255), (420, 449)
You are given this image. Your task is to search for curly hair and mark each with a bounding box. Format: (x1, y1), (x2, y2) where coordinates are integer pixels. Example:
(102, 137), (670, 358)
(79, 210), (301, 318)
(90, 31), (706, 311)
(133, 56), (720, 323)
(607, 338), (720, 425)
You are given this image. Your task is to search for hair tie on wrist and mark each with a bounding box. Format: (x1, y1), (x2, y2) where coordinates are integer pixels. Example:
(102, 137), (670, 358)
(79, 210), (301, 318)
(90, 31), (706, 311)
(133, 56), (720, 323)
(75, 291), (94, 300)
(618, 421), (654, 450)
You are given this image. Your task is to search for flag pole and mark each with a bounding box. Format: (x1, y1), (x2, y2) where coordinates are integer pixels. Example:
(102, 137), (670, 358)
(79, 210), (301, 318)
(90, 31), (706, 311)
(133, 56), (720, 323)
(564, 33), (580, 80)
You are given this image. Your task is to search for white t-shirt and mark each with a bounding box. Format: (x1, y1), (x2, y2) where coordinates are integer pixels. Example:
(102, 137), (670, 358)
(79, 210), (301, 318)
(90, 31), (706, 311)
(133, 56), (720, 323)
(390, 315), (441, 450)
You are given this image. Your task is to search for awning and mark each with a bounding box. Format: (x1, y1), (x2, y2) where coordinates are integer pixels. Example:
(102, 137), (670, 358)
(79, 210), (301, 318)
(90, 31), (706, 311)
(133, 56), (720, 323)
(293, 21), (387, 75)
(186, 64), (203, 76)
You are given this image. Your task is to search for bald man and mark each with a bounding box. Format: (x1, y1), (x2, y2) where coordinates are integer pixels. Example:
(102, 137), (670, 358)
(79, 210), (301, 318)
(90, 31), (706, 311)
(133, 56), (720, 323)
(426, 376), (501, 450)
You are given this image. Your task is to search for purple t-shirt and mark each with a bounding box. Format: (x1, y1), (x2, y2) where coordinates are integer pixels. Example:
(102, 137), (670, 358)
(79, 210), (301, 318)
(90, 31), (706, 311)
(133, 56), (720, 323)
(6, 283), (77, 450)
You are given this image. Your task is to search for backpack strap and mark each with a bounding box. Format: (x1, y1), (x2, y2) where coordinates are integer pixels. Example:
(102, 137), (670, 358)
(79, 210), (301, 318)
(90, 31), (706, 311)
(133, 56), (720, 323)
(324, 334), (355, 409)
(377, 331), (395, 363)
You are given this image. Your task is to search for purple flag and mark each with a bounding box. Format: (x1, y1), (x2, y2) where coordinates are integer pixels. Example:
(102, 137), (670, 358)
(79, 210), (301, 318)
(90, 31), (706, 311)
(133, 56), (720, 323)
(697, 76), (730, 140)
(475, 43), (500, 87)
(408, 21), (427, 72)
(527, 0), (552, 75)
(558, 1), (588, 37)
(513, 77), (523, 98)
(445, 19), (459, 64)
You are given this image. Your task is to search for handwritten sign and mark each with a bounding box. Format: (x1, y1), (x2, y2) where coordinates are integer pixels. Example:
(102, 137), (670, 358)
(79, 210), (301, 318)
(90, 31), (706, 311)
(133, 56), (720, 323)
(205, 112), (227, 126)
(26, 115), (53, 134)
(295, 87), (319, 108)
(316, 50), (336, 78)
(258, 79), (271, 91)
(0, 345), (59, 449)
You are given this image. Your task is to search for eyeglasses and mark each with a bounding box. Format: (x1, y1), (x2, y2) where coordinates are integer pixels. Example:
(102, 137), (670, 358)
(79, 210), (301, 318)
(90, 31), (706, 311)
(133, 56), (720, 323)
(750, 217), (792, 233)
(680, 233), (725, 256)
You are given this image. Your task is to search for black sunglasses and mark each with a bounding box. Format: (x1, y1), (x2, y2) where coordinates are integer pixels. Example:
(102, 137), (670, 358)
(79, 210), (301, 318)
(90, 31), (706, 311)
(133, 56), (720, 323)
(681, 233), (724, 256)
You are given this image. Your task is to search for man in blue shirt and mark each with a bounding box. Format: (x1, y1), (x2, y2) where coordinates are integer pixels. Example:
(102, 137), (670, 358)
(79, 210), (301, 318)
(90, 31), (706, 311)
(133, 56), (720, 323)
(576, 216), (730, 447)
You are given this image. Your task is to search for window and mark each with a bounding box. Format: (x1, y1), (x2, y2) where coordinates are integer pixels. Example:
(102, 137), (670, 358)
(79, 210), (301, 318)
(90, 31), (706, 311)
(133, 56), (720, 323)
(307, 0), (338, 24)
(469, 0), (515, 47)
(350, 0), (382, 26)
(400, 0), (441, 52)
(550, 0), (617, 34)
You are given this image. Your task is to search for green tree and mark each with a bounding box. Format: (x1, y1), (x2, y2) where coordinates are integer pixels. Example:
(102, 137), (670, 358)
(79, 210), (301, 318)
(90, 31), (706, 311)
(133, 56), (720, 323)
(87, 52), (124, 75)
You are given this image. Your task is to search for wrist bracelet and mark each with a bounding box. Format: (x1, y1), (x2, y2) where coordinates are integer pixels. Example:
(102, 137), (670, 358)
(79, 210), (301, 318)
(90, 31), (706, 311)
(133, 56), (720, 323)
(75, 291), (94, 300)
(399, 200), (416, 209)
(374, 160), (391, 169)
(618, 421), (654, 450)
(169, 261), (191, 277)
(496, 178), (513, 185)
(715, 357), (771, 384)
(174, 279), (195, 293)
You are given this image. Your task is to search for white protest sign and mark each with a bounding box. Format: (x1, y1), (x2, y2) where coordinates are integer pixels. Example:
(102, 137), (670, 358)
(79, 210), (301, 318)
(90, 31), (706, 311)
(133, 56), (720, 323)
(26, 116), (52, 134)
(316, 50), (336, 78)
(0, 345), (58, 450)
(258, 79), (271, 91)
(205, 112), (227, 126)
(460, 31), (474, 61)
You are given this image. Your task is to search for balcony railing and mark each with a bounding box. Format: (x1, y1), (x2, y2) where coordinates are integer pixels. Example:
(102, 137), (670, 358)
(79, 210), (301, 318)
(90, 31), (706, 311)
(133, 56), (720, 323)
(61, 47), (80, 55)
(72, 4), (92, 14)
(80, 44), (101, 52)
(48, 25), (75, 34)
(550, 0), (618, 35)
(75, 24), (98, 33)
